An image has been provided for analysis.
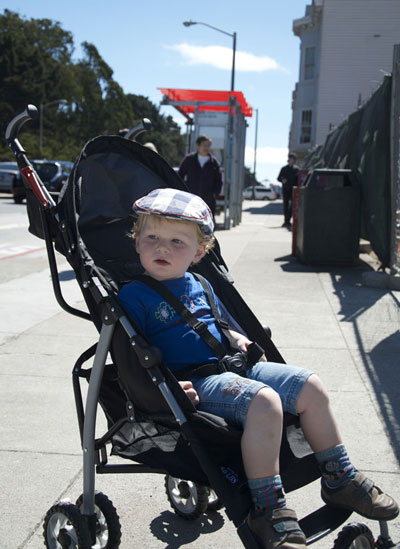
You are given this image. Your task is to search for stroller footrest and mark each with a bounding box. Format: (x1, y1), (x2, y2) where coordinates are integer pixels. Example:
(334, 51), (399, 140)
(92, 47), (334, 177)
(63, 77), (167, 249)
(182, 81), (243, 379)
(299, 505), (352, 544)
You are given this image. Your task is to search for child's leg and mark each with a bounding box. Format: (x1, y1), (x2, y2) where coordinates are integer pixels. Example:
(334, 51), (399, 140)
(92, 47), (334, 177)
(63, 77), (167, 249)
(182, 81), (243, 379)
(296, 373), (342, 453)
(193, 373), (306, 547)
(296, 373), (398, 520)
(241, 386), (282, 479)
(242, 388), (306, 547)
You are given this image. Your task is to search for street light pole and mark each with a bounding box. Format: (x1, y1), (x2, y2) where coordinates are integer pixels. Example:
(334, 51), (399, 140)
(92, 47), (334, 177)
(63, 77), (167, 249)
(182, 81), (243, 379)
(231, 31), (236, 92)
(252, 108), (259, 199)
(253, 108), (259, 178)
(183, 20), (237, 92)
(39, 98), (67, 152)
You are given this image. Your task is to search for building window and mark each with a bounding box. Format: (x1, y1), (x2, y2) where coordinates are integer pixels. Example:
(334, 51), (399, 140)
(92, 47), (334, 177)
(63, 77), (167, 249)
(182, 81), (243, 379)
(300, 110), (312, 143)
(304, 46), (315, 80)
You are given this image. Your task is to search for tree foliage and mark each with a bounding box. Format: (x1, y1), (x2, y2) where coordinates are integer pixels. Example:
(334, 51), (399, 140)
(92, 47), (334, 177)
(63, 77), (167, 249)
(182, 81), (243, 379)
(0, 9), (185, 165)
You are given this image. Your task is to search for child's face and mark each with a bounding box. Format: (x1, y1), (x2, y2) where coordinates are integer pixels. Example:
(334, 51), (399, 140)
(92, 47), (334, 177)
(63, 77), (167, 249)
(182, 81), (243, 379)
(135, 216), (206, 281)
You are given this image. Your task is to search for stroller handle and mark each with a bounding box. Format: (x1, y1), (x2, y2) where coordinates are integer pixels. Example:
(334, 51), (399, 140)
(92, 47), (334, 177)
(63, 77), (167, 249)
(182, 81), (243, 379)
(6, 104), (56, 209)
(5, 104), (38, 142)
(124, 118), (152, 140)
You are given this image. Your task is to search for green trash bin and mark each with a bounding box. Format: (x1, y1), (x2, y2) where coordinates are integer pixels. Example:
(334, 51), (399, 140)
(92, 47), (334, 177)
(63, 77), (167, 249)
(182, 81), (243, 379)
(296, 169), (360, 265)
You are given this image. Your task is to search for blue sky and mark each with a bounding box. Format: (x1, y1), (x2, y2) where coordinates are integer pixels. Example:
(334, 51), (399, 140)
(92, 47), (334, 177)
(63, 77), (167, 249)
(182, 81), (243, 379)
(6, 0), (310, 182)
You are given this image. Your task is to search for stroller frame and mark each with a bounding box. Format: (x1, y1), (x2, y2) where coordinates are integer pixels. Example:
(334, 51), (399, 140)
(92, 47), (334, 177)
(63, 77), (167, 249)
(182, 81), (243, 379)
(6, 105), (399, 549)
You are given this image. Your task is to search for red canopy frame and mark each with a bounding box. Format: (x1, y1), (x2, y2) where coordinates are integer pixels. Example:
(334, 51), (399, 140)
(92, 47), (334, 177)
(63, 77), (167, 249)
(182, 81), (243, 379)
(158, 88), (253, 119)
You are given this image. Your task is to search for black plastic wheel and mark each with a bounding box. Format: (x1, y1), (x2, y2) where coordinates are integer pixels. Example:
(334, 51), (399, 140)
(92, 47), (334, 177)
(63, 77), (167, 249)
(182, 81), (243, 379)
(332, 522), (375, 548)
(164, 475), (209, 520)
(75, 491), (121, 548)
(207, 488), (223, 511)
(43, 501), (92, 549)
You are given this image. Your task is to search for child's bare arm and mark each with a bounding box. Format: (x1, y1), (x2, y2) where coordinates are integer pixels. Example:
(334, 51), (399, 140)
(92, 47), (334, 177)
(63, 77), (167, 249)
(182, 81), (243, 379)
(229, 330), (267, 361)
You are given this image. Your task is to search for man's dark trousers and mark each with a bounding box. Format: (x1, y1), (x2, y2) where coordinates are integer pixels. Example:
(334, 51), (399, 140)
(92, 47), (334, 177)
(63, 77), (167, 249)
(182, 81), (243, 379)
(282, 184), (293, 225)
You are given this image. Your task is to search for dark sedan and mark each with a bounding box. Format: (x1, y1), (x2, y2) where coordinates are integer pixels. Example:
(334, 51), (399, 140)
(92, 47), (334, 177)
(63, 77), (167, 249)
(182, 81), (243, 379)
(0, 161), (19, 193)
(12, 160), (71, 203)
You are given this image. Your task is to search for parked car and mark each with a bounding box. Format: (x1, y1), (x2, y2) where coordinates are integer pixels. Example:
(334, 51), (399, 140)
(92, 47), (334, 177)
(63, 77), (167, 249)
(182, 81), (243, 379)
(0, 161), (19, 193)
(243, 184), (277, 201)
(12, 160), (71, 203)
(270, 181), (283, 199)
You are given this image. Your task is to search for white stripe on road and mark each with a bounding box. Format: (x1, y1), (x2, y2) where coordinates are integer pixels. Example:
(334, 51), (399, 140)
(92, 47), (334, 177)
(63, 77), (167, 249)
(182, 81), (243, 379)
(0, 223), (28, 230)
(0, 266), (86, 344)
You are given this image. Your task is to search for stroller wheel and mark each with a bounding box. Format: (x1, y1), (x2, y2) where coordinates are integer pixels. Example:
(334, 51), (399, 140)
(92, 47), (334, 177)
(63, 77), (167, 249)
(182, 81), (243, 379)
(164, 475), (209, 520)
(207, 488), (223, 511)
(332, 522), (375, 548)
(75, 491), (122, 548)
(43, 501), (91, 549)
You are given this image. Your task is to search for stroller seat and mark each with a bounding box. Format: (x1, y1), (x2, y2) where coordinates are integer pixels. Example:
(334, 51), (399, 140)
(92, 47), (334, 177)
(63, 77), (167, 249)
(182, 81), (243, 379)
(7, 106), (395, 548)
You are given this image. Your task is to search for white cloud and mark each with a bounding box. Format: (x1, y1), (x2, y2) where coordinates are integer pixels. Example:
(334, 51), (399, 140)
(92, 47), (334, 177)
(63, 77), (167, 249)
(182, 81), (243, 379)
(166, 43), (281, 72)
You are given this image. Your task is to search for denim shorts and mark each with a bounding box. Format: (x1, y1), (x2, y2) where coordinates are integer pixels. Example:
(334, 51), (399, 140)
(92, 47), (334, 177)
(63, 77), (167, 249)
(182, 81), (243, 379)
(191, 362), (312, 428)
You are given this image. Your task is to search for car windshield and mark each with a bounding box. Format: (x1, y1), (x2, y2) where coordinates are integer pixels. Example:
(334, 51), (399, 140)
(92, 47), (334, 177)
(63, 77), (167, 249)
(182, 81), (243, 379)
(0, 162), (18, 171)
(32, 162), (58, 181)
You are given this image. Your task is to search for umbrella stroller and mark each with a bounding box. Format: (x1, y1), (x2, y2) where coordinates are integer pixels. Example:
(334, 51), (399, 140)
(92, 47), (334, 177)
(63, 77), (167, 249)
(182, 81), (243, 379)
(5, 105), (399, 549)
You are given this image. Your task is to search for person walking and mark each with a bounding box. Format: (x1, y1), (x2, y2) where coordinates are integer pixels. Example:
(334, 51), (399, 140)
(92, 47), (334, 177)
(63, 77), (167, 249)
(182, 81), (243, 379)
(178, 135), (223, 217)
(277, 153), (299, 229)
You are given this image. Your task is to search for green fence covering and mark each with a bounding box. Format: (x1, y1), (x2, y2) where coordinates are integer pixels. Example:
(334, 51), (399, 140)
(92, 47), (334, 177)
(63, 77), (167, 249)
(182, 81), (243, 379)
(303, 76), (392, 268)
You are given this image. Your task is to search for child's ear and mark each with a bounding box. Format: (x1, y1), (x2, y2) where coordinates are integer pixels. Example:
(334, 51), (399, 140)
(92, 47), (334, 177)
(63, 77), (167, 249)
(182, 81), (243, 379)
(192, 244), (206, 264)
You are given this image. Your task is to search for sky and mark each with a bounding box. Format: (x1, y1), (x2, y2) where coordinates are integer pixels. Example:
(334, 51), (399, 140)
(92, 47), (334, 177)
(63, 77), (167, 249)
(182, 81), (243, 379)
(5, 0), (310, 183)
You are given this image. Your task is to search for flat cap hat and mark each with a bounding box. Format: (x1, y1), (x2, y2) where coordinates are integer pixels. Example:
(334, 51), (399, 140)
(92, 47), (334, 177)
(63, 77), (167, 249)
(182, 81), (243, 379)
(133, 188), (214, 235)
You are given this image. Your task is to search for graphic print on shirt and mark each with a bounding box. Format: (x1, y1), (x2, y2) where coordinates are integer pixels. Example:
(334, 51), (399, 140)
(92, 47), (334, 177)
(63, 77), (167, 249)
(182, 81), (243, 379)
(181, 294), (195, 313)
(155, 301), (176, 323)
(153, 290), (211, 327)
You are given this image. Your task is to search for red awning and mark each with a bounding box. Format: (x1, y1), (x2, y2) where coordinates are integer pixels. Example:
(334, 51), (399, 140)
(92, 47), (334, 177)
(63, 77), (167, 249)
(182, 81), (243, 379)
(158, 88), (253, 118)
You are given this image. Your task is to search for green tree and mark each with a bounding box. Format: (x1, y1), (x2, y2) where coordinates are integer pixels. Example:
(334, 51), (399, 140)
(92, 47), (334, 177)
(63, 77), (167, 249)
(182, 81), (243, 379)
(126, 94), (185, 166)
(0, 10), (76, 158)
(0, 9), (185, 166)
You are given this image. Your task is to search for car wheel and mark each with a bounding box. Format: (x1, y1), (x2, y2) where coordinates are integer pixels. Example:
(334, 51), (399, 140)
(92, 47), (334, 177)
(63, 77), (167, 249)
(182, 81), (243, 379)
(13, 195), (24, 204)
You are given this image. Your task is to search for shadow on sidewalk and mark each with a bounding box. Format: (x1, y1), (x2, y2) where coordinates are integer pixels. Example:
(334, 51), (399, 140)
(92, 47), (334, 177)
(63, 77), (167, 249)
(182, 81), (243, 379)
(243, 202), (282, 215)
(275, 253), (400, 462)
(331, 276), (400, 463)
(150, 509), (224, 547)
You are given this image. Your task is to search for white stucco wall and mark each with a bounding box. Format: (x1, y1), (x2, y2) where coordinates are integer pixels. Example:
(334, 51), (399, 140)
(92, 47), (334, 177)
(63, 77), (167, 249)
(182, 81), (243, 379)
(315, 0), (400, 144)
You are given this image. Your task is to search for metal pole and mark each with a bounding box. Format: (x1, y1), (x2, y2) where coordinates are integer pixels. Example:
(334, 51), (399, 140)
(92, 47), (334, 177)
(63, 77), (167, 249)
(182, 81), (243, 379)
(253, 109), (258, 177)
(39, 103), (44, 152)
(183, 21), (236, 93)
(231, 32), (237, 92)
(38, 99), (67, 153)
(390, 45), (400, 275)
(253, 109), (259, 199)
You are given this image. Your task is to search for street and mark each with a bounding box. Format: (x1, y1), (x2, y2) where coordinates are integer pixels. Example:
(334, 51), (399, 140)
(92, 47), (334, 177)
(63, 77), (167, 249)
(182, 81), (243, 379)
(0, 194), (48, 283)
(0, 195), (399, 548)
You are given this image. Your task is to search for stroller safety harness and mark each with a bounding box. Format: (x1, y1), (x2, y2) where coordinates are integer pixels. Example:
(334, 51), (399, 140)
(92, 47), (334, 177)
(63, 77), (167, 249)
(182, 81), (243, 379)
(5, 104), (399, 549)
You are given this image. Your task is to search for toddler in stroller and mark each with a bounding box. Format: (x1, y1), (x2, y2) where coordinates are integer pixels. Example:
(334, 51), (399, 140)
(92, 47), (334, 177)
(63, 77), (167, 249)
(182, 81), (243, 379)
(5, 105), (400, 549)
(118, 187), (398, 548)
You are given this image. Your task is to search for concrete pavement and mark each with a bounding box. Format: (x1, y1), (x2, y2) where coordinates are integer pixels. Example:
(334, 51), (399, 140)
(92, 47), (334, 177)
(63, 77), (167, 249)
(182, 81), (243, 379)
(1, 198), (399, 548)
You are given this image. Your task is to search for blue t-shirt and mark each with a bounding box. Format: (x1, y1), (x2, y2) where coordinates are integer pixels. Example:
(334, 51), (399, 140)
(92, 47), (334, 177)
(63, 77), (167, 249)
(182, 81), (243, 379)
(118, 272), (225, 372)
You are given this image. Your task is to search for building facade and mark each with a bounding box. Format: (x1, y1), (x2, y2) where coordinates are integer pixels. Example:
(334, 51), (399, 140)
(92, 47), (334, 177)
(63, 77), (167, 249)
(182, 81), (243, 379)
(289, 0), (400, 163)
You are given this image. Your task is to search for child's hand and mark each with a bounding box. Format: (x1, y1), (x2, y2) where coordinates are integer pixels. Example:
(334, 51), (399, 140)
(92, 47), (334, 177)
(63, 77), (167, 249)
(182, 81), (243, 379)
(179, 381), (199, 405)
(229, 330), (268, 361)
(234, 334), (252, 353)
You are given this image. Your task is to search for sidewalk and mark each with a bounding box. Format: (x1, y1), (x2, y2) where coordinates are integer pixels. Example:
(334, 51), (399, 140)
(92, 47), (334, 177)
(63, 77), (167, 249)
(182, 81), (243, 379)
(1, 199), (399, 548)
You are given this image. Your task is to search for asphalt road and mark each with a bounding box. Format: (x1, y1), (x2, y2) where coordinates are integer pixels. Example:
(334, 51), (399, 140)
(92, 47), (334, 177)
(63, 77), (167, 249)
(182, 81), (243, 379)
(0, 194), (48, 282)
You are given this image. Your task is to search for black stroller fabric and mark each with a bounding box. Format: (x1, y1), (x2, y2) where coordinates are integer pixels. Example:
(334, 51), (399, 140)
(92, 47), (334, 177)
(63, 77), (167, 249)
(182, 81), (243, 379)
(25, 135), (319, 518)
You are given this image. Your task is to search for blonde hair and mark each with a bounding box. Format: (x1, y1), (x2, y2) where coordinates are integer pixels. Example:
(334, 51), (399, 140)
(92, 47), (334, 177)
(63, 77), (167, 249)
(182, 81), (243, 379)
(132, 213), (215, 253)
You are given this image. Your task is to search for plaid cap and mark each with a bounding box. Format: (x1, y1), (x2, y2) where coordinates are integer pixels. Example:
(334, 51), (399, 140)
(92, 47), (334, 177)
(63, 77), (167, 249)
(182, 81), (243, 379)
(133, 188), (214, 235)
